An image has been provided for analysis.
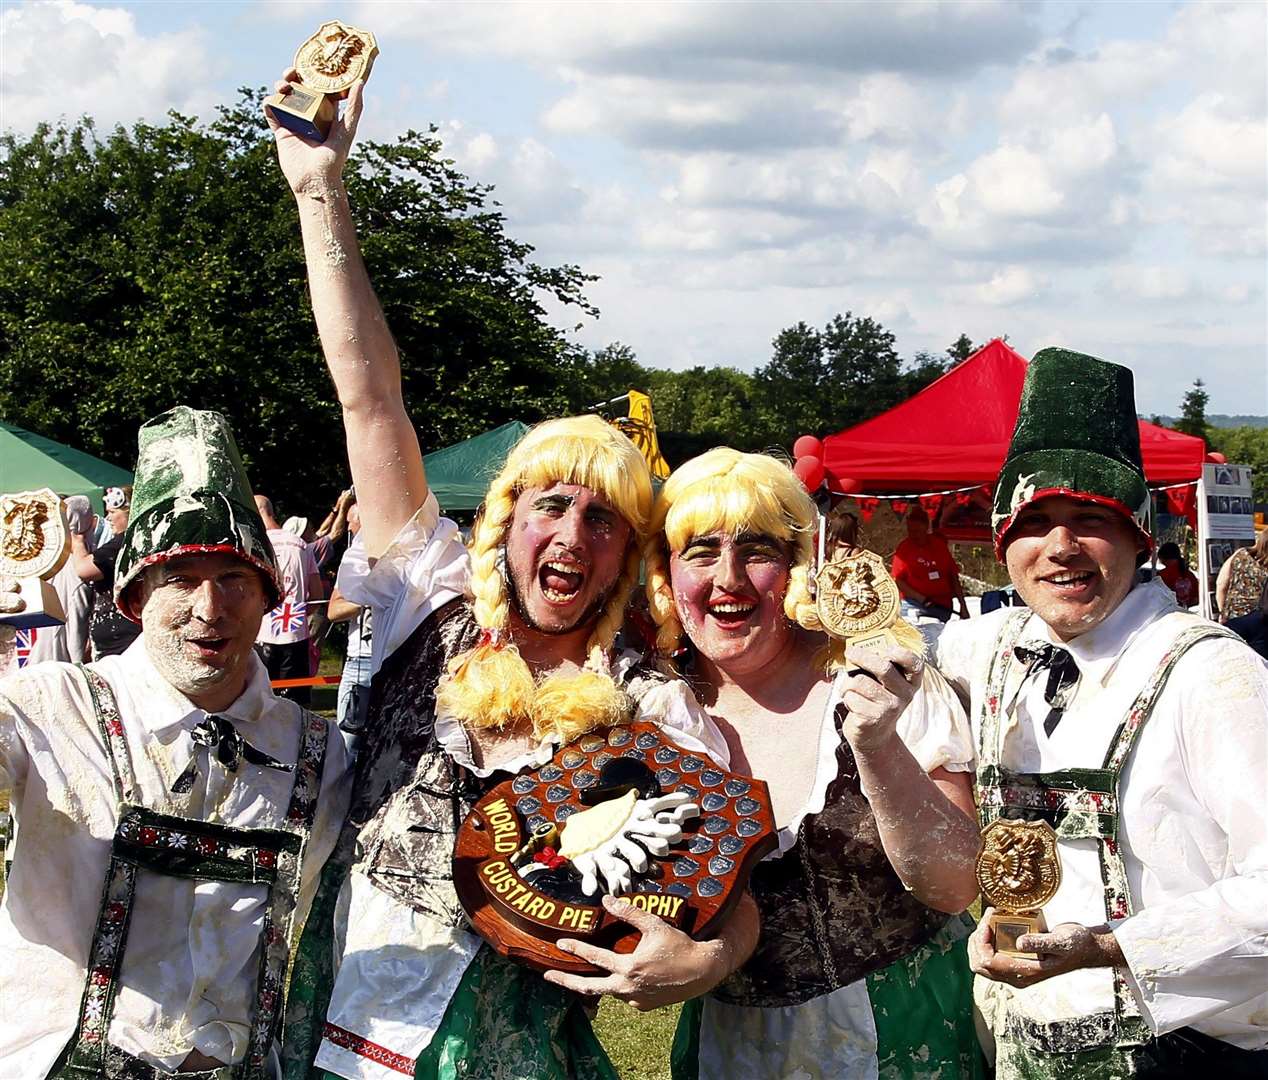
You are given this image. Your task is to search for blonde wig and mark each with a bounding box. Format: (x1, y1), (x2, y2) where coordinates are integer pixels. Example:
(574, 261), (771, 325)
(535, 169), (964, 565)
(436, 415), (654, 743)
(644, 448), (827, 657)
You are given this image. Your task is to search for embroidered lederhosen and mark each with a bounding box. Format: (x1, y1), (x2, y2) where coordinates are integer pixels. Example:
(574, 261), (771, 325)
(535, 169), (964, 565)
(50, 667), (328, 1080)
(974, 612), (1239, 1058)
(713, 703), (947, 1008)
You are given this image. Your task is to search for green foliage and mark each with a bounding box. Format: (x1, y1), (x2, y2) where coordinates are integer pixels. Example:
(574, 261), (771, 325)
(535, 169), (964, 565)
(1211, 426), (1268, 505)
(0, 91), (595, 515)
(947, 333), (976, 364)
(568, 314), (949, 463)
(1173, 379), (1212, 443)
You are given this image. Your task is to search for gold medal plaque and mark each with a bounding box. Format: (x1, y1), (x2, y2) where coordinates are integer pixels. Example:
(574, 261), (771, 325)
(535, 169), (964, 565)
(0, 488), (69, 629)
(266, 21), (379, 142)
(814, 547), (925, 657)
(976, 818), (1062, 959)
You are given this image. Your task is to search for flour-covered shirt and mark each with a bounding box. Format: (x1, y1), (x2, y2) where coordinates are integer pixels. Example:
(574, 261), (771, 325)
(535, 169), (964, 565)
(935, 580), (1268, 1049)
(0, 641), (352, 1077)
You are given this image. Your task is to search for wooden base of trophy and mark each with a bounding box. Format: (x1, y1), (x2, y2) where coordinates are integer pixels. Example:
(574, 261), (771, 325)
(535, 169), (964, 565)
(1, 577), (66, 630)
(990, 909), (1047, 960)
(265, 85), (338, 142)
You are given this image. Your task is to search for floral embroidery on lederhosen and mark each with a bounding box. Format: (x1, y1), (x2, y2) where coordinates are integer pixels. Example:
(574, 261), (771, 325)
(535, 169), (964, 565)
(51, 667), (327, 1080)
(974, 614), (1241, 1055)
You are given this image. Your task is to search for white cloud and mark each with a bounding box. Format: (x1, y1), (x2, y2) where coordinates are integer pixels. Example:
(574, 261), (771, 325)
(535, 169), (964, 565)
(0, 1), (222, 133)
(975, 266), (1048, 306)
(1110, 266), (1194, 303)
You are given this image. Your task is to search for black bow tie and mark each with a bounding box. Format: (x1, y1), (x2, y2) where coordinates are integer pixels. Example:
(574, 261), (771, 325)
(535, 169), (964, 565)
(1014, 643), (1081, 737)
(171, 714), (294, 794)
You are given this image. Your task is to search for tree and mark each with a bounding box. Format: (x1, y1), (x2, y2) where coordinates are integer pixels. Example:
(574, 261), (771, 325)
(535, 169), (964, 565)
(1210, 426), (1268, 506)
(751, 321), (831, 443)
(947, 334), (975, 364)
(0, 91), (596, 515)
(1174, 379), (1212, 443)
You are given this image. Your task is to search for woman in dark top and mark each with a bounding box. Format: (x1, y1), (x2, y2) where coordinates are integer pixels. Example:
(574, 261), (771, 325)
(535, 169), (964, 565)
(643, 449), (985, 1079)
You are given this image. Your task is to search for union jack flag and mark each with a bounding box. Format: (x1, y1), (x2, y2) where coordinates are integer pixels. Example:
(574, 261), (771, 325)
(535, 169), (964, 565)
(270, 601), (307, 636)
(16, 628), (37, 668)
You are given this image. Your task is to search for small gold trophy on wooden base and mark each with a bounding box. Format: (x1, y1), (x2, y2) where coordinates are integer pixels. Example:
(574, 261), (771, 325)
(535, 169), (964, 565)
(265, 20), (379, 142)
(815, 547), (925, 658)
(976, 818), (1062, 959)
(0, 489), (69, 629)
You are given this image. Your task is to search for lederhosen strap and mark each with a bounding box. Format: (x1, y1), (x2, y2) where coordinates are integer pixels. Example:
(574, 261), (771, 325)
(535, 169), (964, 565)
(55, 667), (328, 1080)
(975, 614), (1240, 1053)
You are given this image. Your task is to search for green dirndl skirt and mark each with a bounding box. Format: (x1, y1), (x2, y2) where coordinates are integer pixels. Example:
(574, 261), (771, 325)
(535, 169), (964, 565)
(671, 917), (985, 1079)
(283, 861), (615, 1080)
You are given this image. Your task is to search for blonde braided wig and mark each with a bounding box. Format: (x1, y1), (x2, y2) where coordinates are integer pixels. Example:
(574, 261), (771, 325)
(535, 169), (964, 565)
(437, 415), (654, 742)
(644, 448), (827, 657)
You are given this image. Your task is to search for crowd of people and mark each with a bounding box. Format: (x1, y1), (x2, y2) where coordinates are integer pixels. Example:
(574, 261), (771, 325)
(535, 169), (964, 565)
(0, 73), (1264, 1080)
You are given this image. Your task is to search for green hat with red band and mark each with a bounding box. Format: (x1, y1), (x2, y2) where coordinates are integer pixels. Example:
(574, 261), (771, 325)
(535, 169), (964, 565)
(114, 406), (280, 621)
(992, 347), (1152, 558)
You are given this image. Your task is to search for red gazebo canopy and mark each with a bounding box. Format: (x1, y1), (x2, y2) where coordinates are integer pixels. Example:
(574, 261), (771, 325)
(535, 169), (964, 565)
(820, 339), (1205, 493)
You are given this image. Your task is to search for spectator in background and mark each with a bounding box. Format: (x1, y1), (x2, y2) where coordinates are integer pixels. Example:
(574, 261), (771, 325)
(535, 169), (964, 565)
(24, 495), (96, 667)
(1228, 582), (1268, 660)
(1216, 530), (1268, 622)
(892, 507), (969, 621)
(69, 485), (141, 659)
(254, 494), (323, 705)
(1156, 541), (1200, 608)
(326, 501), (372, 748)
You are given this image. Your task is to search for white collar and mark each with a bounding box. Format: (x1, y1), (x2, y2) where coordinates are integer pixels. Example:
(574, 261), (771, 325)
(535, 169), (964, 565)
(117, 636), (278, 746)
(1021, 578), (1179, 687)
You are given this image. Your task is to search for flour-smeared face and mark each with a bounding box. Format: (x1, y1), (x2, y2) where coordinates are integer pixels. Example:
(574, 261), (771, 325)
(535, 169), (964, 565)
(670, 531), (793, 673)
(1004, 496), (1142, 642)
(139, 553), (269, 703)
(505, 483), (633, 636)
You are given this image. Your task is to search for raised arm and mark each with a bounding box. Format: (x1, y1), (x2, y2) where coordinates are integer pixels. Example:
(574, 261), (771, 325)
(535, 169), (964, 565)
(839, 646), (981, 913)
(266, 75), (427, 559)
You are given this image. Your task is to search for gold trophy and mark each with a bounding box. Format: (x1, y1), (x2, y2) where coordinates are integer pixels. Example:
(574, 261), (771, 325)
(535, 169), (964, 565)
(976, 818), (1062, 959)
(265, 20), (379, 142)
(0, 489), (69, 629)
(815, 547), (925, 656)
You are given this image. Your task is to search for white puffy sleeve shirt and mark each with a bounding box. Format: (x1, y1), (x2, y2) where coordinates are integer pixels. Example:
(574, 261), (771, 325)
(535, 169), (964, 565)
(0, 643), (352, 1078)
(935, 582), (1268, 1050)
(335, 493), (471, 679)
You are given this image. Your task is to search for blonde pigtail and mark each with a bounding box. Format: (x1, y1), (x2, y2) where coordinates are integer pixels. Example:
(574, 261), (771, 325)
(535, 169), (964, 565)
(437, 481), (536, 730)
(642, 536), (683, 657)
(582, 542), (642, 671)
(531, 670), (633, 742)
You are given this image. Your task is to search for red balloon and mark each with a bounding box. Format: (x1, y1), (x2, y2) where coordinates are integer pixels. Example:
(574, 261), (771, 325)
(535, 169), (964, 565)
(1206, 451), (1227, 464)
(793, 455), (825, 492)
(792, 435), (823, 460)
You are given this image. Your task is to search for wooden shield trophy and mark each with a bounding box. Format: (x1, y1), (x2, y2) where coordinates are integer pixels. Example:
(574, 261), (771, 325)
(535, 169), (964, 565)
(976, 818), (1062, 959)
(454, 721), (777, 974)
(0, 488), (69, 629)
(265, 20), (379, 142)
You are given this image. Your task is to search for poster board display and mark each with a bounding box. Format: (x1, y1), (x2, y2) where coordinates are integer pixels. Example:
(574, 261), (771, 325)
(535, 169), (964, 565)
(1196, 462), (1256, 618)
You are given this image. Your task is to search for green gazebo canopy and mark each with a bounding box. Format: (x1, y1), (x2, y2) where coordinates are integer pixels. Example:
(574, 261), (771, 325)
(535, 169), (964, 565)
(423, 421), (529, 513)
(1, 421), (134, 514)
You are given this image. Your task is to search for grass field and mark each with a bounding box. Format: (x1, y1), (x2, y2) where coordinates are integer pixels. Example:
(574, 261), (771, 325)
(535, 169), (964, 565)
(595, 1001), (680, 1079)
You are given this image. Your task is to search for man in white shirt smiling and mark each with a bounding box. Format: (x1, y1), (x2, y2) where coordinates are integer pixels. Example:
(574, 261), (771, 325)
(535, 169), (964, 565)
(0, 407), (351, 1079)
(934, 349), (1268, 1078)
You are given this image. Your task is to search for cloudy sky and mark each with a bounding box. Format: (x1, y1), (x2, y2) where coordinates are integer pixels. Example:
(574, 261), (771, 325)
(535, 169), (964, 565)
(3, 0), (1265, 418)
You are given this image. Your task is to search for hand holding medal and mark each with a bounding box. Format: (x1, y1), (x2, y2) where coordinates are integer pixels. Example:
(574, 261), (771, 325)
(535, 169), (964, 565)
(265, 21), (379, 143)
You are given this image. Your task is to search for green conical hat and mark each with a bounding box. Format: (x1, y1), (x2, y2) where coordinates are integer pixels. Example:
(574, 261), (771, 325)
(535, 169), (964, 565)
(114, 407), (280, 620)
(993, 348), (1151, 556)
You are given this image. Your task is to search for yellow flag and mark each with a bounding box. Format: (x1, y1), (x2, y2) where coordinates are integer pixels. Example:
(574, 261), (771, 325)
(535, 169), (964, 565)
(613, 389), (671, 480)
